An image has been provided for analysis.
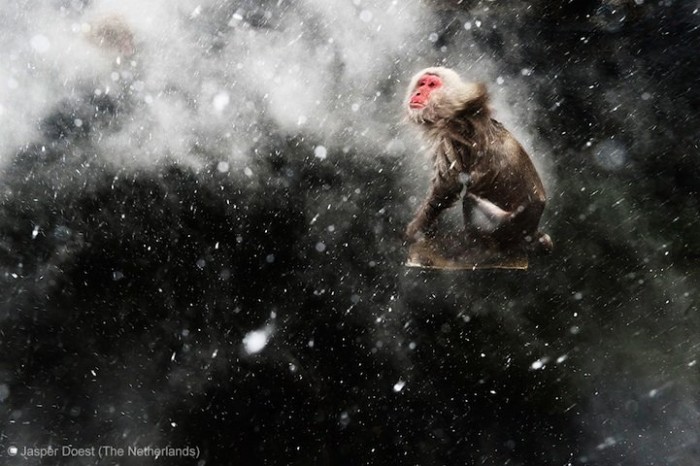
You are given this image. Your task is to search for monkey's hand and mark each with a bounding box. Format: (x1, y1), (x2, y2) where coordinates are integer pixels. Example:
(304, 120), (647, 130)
(404, 218), (426, 243)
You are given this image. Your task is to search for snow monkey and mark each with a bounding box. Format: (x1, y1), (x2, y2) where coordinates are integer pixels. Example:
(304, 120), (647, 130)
(404, 66), (552, 254)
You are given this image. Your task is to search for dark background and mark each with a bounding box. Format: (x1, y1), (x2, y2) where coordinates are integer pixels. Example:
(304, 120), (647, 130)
(1, 0), (698, 465)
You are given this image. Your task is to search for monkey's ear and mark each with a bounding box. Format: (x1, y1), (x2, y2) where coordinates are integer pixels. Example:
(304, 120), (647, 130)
(435, 81), (488, 120)
(456, 82), (488, 111)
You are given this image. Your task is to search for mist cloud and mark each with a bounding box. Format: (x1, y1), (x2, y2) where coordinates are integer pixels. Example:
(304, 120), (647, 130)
(0, 0), (555, 183)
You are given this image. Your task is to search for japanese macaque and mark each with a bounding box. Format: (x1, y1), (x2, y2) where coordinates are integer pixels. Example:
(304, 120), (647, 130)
(404, 67), (552, 254)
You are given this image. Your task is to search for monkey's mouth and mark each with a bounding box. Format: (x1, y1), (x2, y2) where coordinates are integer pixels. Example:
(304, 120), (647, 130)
(409, 102), (426, 109)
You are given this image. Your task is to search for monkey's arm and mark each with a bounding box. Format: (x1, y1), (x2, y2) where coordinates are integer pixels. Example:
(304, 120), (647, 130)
(405, 174), (462, 242)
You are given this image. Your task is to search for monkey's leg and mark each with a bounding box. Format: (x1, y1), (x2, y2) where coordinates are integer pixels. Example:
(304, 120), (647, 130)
(463, 193), (513, 234)
(463, 193), (550, 252)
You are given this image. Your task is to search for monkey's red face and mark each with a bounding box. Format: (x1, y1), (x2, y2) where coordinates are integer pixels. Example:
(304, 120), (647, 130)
(409, 74), (442, 109)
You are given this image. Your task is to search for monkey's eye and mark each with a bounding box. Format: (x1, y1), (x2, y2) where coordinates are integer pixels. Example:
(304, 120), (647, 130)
(428, 82), (436, 88)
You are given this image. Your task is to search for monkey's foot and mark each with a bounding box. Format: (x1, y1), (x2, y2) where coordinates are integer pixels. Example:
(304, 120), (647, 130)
(405, 236), (528, 270)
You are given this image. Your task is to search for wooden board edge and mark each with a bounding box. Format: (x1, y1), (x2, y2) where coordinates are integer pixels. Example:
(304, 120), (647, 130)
(405, 260), (529, 271)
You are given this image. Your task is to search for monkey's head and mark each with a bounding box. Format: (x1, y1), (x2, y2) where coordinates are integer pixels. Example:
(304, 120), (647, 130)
(405, 67), (487, 126)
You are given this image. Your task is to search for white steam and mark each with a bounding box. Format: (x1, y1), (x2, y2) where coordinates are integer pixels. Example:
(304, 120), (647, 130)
(0, 0), (431, 170)
(0, 0), (553, 196)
